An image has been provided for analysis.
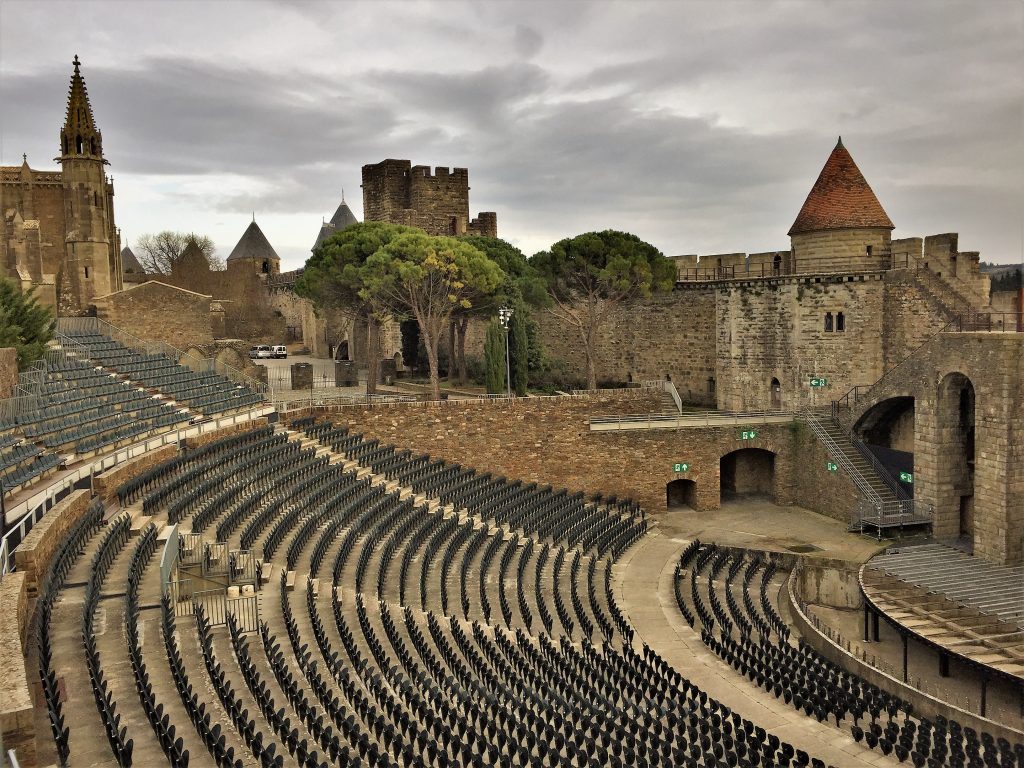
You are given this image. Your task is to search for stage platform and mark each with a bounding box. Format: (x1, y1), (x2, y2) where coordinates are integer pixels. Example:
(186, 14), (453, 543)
(861, 544), (1024, 691)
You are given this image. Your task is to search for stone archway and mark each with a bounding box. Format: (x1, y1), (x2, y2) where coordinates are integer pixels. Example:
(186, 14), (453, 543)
(666, 479), (698, 509)
(720, 448), (776, 501)
(935, 372), (976, 542)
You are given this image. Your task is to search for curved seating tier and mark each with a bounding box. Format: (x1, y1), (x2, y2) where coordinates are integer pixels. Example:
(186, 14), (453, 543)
(36, 420), (1022, 768)
(60, 329), (264, 416)
(674, 541), (1023, 768)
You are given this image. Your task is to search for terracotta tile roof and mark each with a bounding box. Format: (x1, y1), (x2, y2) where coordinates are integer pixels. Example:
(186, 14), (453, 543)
(788, 138), (894, 236)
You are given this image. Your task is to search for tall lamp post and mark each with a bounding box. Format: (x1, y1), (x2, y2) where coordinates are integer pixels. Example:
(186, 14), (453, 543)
(498, 306), (513, 397)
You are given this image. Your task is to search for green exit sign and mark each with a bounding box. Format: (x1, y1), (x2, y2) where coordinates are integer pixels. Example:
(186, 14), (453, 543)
(673, 462), (690, 473)
(740, 430), (758, 440)
(899, 471), (914, 484)
(809, 377), (829, 388)
(826, 462), (838, 472)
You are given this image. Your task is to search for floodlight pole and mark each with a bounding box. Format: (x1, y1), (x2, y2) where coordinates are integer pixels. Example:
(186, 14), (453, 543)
(499, 307), (513, 398)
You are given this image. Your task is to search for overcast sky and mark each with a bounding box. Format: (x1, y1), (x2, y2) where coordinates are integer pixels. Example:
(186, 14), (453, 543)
(1, 0), (1022, 269)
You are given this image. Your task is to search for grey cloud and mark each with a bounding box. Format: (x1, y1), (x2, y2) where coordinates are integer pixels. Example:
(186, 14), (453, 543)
(514, 24), (544, 59)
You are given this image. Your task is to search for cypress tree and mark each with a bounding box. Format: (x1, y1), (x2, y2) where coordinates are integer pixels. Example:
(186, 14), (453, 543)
(484, 321), (506, 394)
(509, 307), (529, 396)
(0, 278), (54, 369)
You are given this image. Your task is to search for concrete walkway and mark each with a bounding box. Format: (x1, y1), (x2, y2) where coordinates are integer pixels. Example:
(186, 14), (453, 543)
(615, 530), (890, 768)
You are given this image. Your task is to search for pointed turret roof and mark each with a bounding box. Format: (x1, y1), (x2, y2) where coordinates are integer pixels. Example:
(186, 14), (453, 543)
(121, 245), (143, 274)
(227, 219), (281, 263)
(788, 138), (893, 236)
(61, 55), (103, 159)
(312, 193), (360, 252)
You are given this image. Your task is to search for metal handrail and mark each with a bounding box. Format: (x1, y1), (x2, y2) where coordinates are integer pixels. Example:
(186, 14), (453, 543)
(848, 431), (911, 501)
(833, 316), (958, 416)
(802, 412), (884, 507)
(589, 408), (799, 426)
(951, 311), (1024, 333)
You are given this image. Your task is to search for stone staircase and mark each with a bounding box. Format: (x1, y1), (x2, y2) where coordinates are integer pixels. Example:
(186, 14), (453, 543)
(659, 391), (679, 414)
(909, 268), (981, 322)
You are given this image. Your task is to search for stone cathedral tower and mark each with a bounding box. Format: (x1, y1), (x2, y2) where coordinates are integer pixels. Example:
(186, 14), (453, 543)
(58, 55), (121, 311)
(2, 56), (121, 312)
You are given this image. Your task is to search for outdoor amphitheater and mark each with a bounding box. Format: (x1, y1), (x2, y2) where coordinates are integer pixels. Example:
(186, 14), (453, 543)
(0, 316), (1021, 768)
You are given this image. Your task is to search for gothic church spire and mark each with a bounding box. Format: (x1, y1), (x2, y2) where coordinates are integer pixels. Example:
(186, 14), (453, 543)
(60, 54), (105, 161)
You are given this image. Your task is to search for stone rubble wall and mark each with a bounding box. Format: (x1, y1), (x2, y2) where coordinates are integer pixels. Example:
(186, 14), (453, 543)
(13, 489), (92, 600)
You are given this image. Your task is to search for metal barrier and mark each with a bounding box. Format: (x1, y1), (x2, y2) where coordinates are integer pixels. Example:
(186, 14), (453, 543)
(0, 394), (43, 426)
(159, 523), (179, 595)
(175, 586), (260, 632)
(950, 311), (1024, 333)
(589, 409), (798, 431)
(1, 403), (274, 577)
(179, 533), (203, 567)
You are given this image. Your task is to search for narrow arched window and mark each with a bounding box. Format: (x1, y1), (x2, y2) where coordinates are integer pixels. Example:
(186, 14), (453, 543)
(90, 137), (96, 155)
(262, 260), (270, 274)
(824, 312), (833, 332)
(836, 312), (845, 332)
(76, 135), (83, 154)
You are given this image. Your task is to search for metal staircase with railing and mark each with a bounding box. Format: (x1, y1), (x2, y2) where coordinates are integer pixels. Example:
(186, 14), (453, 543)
(803, 411), (930, 536)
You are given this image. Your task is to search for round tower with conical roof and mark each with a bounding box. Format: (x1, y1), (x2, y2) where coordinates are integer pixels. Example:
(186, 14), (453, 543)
(788, 138), (894, 273)
(226, 218), (280, 277)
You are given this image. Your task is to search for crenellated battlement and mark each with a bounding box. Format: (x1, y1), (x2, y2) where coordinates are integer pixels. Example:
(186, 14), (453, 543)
(361, 158), (497, 238)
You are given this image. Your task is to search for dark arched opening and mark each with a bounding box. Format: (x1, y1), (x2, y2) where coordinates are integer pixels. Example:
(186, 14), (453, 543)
(770, 378), (781, 410)
(667, 479), (697, 510)
(75, 134), (83, 154)
(720, 448), (776, 501)
(854, 395), (916, 497)
(262, 260), (270, 274)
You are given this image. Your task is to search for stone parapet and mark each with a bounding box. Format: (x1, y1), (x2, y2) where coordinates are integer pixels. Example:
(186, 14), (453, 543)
(0, 570), (35, 766)
(93, 444), (177, 503)
(14, 489), (91, 599)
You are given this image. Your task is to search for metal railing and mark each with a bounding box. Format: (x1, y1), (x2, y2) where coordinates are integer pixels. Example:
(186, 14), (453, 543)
(159, 523), (179, 595)
(949, 311), (1024, 333)
(2, 403), (274, 577)
(833, 316), (958, 419)
(589, 408), (797, 431)
(0, 394), (44, 426)
(848, 431), (911, 501)
(56, 316), (267, 395)
(802, 412), (883, 508)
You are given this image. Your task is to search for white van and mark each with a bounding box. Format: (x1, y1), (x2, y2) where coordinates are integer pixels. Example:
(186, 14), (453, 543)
(272, 345), (288, 359)
(249, 345), (272, 359)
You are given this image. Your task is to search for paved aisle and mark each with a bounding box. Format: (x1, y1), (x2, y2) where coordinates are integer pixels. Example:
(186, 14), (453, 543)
(615, 531), (890, 768)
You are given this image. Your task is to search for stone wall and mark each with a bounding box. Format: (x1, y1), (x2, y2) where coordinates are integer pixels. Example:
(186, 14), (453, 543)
(534, 287), (718, 403)
(716, 276), (885, 411)
(13, 489), (93, 599)
(327, 393), (858, 520)
(93, 445), (177, 503)
(94, 280), (213, 349)
(0, 570), (34, 765)
(845, 332), (1024, 564)
(0, 346), (16, 398)
(790, 228), (891, 274)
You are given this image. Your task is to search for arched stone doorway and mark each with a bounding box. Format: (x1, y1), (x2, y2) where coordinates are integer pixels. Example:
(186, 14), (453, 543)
(936, 373), (975, 541)
(770, 378), (781, 410)
(854, 396), (916, 496)
(720, 448), (776, 501)
(666, 479), (697, 509)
